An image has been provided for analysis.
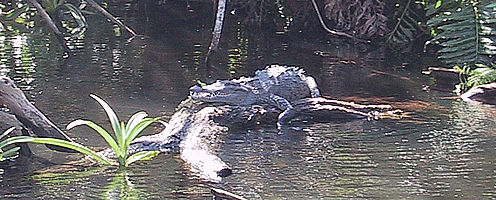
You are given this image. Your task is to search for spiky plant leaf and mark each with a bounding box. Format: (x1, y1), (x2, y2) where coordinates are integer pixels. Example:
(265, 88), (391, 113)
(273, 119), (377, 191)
(0, 127), (20, 161)
(0, 147), (20, 161)
(124, 117), (161, 147)
(67, 119), (122, 158)
(89, 94), (123, 147)
(125, 151), (160, 167)
(67, 94), (162, 167)
(125, 112), (148, 137)
(0, 135), (114, 165)
(0, 127), (16, 141)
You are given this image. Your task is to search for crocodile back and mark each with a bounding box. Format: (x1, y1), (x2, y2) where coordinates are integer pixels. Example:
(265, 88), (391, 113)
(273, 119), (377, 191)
(255, 65), (312, 102)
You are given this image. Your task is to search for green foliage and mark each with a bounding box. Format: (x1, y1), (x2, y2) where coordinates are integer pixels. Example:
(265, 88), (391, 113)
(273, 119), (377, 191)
(467, 65), (496, 86)
(0, 94), (160, 167)
(62, 2), (87, 34)
(0, 134), (114, 164)
(426, 1), (496, 67)
(425, 1), (496, 91)
(455, 64), (496, 90)
(41, 0), (88, 35)
(0, 127), (21, 161)
(324, 0), (388, 38)
(0, 3), (33, 30)
(0, 0), (87, 35)
(66, 94), (161, 167)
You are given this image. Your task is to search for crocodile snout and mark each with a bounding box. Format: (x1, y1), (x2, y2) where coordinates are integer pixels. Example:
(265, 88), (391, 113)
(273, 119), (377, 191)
(189, 85), (204, 95)
(189, 85), (202, 92)
(189, 85), (205, 100)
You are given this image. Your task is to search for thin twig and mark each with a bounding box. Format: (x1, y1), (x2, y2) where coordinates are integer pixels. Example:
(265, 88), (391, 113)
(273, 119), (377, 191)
(86, 0), (138, 36)
(27, 0), (72, 56)
(310, 0), (370, 43)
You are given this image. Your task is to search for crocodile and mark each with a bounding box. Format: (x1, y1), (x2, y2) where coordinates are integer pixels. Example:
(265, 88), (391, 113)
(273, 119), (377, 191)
(189, 65), (321, 126)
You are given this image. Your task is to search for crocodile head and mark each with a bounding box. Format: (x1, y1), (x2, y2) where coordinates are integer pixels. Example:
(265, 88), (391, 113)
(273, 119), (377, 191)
(189, 80), (256, 105)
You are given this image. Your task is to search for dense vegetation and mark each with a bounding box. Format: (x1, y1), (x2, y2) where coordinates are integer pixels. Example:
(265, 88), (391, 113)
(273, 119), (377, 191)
(0, 0), (495, 90)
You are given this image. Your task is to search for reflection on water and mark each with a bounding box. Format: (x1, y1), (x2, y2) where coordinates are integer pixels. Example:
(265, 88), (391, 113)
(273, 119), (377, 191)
(220, 105), (495, 199)
(1, 1), (495, 199)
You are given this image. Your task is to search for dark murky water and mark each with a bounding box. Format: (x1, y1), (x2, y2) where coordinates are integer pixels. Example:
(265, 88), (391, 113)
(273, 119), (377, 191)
(1, 1), (495, 199)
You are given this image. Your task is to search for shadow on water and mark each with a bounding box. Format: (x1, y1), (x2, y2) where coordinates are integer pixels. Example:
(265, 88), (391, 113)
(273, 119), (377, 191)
(1, 0), (495, 199)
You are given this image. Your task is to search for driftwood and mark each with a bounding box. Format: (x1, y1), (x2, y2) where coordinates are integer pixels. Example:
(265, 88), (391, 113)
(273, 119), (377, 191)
(0, 76), (399, 182)
(128, 96), (400, 182)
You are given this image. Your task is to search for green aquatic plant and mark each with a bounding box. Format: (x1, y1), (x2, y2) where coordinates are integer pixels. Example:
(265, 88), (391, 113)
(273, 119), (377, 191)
(0, 133), (113, 164)
(0, 127), (21, 162)
(0, 94), (161, 167)
(66, 94), (161, 167)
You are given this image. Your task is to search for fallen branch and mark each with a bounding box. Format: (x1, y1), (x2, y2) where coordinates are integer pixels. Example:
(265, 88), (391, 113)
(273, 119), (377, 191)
(0, 77), (76, 153)
(86, 0), (138, 36)
(292, 97), (404, 120)
(26, 0), (72, 56)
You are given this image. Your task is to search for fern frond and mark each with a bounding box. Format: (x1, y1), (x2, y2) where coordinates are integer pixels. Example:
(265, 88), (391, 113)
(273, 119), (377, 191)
(467, 66), (496, 87)
(427, 1), (496, 67)
(386, 0), (426, 50)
